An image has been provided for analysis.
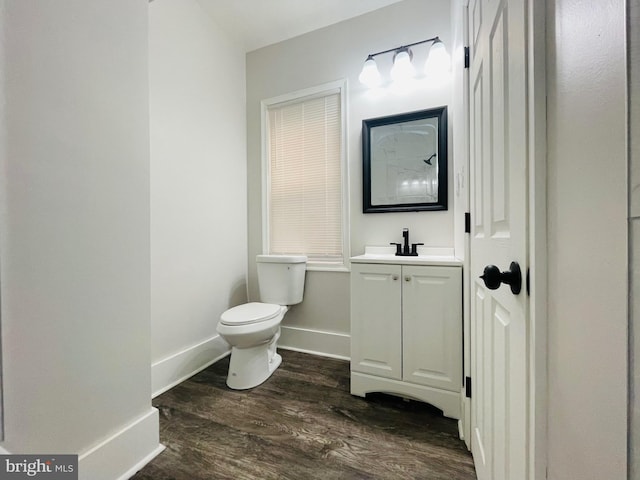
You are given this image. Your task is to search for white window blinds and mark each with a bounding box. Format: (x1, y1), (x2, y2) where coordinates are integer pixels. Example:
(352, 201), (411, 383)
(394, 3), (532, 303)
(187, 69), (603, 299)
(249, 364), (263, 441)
(267, 91), (343, 264)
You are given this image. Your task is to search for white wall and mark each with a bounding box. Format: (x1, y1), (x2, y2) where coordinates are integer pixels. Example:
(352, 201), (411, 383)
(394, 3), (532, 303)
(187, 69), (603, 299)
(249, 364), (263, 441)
(149, 0), (247, 395)
(246, 0), (452, 357)
(546, 1), (628, 478)
(0, 1), (161, 478)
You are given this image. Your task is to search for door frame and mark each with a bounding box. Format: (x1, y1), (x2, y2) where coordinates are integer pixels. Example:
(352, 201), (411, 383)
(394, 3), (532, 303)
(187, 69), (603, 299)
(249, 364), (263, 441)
(452, 0), (547, 477)
(526, 1), (547, 478)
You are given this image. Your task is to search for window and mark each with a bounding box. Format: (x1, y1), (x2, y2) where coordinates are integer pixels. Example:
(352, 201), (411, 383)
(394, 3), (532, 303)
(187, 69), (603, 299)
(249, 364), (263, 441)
(262, 81), (348, 270)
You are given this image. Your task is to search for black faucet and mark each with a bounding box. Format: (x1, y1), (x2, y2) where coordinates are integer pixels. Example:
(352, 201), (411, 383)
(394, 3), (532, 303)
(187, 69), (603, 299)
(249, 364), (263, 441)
(402, 228), (410, 255)
(390, 228), (423, 256)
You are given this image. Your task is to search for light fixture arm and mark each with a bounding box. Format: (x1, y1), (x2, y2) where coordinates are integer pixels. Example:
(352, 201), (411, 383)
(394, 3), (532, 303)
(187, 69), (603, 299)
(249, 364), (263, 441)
(365, 36), (441, 60)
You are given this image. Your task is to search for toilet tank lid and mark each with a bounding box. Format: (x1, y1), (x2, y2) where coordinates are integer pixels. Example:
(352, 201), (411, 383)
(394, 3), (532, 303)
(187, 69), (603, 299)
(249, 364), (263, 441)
(256, 254), (307, 264)
(220, 302), (282, 326)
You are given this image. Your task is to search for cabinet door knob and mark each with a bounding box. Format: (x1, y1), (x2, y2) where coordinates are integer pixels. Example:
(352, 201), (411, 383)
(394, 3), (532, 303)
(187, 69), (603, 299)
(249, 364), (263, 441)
(405, 276), (411, 282)
(392, 275), (399, 281)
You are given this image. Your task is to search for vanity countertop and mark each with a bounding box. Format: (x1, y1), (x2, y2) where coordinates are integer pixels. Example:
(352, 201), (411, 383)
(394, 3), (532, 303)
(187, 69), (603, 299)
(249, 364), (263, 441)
(350, 246), (462, 267)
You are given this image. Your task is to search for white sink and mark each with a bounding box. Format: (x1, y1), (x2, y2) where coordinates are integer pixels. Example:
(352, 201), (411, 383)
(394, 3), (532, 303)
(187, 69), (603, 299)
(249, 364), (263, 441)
(350, 245), (462, 266)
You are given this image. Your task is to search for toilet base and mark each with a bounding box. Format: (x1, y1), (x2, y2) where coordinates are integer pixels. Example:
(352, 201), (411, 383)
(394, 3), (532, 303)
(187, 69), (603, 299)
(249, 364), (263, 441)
(226, 337), (282, 390)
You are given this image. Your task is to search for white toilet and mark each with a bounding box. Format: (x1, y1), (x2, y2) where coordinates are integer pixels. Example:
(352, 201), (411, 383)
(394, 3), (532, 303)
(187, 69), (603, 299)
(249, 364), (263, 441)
(217, 254), (307, 390)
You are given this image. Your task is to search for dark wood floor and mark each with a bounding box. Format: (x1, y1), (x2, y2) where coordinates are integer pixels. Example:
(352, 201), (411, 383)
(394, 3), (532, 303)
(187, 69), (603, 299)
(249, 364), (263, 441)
(133, 350), (476, 480)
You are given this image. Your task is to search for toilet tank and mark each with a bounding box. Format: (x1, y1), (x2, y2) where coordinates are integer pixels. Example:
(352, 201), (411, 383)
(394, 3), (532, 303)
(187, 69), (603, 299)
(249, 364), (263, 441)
(257, 255), (307, 305)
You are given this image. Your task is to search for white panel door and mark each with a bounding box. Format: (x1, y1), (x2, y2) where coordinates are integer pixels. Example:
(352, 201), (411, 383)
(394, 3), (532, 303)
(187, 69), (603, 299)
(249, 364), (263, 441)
(402, 265), (462, 392)
(350, 263), (402, 380)
(468, 0), (529, 479)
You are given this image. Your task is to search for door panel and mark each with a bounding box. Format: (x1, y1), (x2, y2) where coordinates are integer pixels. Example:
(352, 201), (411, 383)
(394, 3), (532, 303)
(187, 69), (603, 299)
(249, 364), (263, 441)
(490, 7), (509, 237)
(472, 283), (492, 478)
(469, 0), (528, 479)
(402, 266), (462, 392)
(350, 263), (402, 380)
(472, 67), (485, 238)
(470, 0), (482, 50)
(491, 298), (511, 480)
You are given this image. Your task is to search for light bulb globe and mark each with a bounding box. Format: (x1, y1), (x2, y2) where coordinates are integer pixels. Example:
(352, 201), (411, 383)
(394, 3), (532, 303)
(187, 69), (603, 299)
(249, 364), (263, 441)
(390, 49), (416, 82)
(424, 40), (451, 75)
(358, 57), (382, 88)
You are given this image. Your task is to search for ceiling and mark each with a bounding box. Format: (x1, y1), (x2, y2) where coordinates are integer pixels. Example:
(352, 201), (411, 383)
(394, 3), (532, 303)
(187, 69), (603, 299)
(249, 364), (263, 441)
(197, 0), (405, 52)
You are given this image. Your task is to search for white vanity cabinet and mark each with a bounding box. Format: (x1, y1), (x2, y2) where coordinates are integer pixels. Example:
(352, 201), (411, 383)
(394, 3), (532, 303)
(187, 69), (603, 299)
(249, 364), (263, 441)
(350, 259), (462, 419)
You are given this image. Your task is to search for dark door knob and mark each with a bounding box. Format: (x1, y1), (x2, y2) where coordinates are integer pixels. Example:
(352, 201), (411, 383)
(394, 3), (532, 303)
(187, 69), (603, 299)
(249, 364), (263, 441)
(480, 262), (522, 295)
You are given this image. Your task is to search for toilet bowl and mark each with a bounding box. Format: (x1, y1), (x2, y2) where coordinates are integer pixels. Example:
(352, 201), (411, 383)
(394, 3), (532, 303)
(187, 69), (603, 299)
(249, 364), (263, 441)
(217, 255), (306, 390)
(217, 302), (288, 390)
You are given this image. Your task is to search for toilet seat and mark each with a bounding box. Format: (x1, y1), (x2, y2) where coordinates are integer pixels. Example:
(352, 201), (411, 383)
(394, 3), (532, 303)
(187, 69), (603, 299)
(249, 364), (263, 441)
(220, 302), (282, 326)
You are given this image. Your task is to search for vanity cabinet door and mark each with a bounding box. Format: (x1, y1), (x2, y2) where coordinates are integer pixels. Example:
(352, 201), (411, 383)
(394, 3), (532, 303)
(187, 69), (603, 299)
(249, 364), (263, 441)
(350, 263), (402, 380)
(402, 265), (462, 391)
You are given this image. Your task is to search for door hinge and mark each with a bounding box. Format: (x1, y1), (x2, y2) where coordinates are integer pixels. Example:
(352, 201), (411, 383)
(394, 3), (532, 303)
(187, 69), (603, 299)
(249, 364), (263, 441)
(464, 212), (471, 233)
(465, 376), (472, 398)
(464, 46), (470, 68)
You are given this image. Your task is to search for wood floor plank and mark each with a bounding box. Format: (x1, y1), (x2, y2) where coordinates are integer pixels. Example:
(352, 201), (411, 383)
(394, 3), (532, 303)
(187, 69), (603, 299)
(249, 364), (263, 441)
(133, 350), (476, 480)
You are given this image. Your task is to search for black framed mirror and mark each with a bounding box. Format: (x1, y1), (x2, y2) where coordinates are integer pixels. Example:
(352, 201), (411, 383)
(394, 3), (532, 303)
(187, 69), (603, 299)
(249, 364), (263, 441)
(362, 106), (448, 213)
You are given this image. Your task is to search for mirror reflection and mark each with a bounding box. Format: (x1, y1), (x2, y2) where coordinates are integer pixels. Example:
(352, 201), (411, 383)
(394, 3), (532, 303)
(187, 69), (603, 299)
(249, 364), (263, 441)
(363, 107), (447, 213)
(370, 117), (439, 206)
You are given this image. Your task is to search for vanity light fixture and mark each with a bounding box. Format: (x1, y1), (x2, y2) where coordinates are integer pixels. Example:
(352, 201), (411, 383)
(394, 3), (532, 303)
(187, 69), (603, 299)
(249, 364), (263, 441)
(358, 36), (450, 88)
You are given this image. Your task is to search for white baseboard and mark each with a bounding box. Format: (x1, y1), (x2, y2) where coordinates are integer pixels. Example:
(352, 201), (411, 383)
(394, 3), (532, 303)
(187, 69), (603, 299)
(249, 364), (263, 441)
(152, 334), (230, 398)
(79, 408), (162, 480)
(151, 328), (348, 395)
(117, 444), (165, 480)
(278, 326), (350, 360)
(0, 413), (163, 480)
